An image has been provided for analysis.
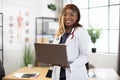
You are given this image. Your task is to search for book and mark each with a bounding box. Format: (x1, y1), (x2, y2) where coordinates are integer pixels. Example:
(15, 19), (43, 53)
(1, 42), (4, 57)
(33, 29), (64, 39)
(14, 72), (39, 78)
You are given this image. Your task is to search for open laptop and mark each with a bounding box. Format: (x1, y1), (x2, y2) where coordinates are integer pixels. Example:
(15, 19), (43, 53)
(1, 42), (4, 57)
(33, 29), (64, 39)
(34, 43), (69, 67)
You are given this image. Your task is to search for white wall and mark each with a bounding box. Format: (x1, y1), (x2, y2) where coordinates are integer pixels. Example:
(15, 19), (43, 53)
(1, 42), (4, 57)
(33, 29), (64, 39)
(34, 0), (62, 18)
(2, 0), (36, 74)
(63, 0), (72, 6)
(89, 53), (118, 72)
(0, 0), (1, 12)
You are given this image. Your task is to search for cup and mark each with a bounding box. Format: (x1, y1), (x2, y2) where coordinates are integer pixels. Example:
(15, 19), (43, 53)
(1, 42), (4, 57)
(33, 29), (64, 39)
(28, 64), (33, 69)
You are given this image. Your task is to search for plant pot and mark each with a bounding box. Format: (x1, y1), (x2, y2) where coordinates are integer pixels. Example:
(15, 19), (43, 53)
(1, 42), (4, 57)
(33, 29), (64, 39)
(92, 48), (96, 53)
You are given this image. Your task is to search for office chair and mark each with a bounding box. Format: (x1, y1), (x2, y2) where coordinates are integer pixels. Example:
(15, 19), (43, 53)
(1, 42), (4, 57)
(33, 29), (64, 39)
(85, 62), (89, 70)
(0, 60), (5, 80)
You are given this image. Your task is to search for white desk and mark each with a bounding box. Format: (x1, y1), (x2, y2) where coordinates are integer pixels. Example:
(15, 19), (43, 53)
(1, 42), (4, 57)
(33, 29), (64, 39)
(89, 68), (120, 80)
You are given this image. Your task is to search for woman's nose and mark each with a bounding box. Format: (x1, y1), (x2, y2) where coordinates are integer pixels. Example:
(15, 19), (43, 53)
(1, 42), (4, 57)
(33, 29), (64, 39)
(65, 14), (70, 18)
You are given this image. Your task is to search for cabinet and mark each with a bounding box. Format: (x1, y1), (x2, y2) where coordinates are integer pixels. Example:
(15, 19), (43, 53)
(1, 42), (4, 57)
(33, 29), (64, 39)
(36, 17), (58, 43)
(0, 13), (3, 64)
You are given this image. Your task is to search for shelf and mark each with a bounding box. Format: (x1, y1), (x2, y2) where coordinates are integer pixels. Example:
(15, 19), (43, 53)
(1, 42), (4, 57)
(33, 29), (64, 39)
(35, 17), (58, 66)
(36, 17), (58, 43)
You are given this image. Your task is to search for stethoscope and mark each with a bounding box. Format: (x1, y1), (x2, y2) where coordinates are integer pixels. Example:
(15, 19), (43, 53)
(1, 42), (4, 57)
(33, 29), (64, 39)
(56, 28), (76, 41)
(67, 28), (76, 39)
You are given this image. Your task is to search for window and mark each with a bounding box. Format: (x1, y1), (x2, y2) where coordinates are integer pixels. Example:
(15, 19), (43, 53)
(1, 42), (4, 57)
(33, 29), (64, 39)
(72, 0), (120, 54)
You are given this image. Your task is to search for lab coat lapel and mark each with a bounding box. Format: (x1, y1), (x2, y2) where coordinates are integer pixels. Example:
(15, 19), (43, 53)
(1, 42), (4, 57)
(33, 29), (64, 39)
(65, 28), (75, 45)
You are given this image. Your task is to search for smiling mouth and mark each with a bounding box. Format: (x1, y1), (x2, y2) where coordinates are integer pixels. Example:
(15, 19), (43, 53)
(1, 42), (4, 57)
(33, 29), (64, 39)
(66, 20), (71, 23)
(65, 20), (72, 24)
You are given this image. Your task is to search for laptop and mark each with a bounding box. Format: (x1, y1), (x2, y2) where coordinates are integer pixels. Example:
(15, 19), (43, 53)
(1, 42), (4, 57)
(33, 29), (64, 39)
(34, 43), (69, 67)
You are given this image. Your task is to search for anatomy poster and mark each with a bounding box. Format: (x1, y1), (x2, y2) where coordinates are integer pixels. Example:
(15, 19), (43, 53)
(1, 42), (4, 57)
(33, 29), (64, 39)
(3, 0), (34, 49)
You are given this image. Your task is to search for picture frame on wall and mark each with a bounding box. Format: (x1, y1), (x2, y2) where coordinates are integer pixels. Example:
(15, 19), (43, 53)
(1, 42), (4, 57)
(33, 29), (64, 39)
(0, 13), (3, 26)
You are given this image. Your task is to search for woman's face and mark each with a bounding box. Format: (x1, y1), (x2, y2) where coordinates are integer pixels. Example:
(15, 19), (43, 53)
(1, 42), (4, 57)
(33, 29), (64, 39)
(63, 9), (78, 27)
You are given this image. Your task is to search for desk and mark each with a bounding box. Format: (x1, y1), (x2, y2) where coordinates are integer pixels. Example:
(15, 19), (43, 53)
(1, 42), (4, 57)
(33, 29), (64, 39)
(89, 68), (120, 80)
(3, 67), (51, 80)
(3, 67), (120, 80)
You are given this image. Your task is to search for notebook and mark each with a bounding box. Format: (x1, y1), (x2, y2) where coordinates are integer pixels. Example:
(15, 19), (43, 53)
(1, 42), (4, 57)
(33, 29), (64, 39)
(34, 43), (69, 67)
(14, 72), (39, 78)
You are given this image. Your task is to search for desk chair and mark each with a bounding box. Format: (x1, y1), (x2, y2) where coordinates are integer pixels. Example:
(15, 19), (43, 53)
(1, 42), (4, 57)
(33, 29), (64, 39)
(0, 60), (5, 80)
(85, 62), (89, 70)
(85, 62), (95, 70)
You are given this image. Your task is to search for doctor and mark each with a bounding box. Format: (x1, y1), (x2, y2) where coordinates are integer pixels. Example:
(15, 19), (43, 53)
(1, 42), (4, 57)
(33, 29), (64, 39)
(52, 4), (90, 80)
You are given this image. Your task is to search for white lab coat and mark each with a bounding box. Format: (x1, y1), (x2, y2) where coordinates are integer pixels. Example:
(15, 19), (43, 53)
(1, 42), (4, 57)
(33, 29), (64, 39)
(51, 27), (90, 80)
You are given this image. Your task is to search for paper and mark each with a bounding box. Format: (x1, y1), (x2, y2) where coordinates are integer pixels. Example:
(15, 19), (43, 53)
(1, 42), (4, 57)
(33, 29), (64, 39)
(14, 72), (39, 78)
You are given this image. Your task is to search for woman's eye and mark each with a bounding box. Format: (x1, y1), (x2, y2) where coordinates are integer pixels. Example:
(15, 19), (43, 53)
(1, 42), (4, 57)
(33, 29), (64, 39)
(71, 14), (74, 16)
(71, 13), (77, 17)
(63, 13), (76, 17)
(64, 14), (67, 16)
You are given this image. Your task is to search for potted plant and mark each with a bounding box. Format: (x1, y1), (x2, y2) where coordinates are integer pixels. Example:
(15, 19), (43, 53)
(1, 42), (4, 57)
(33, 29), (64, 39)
(24, 44), (34, 67)
(47, 3), (56, 11)
(87, 25), (102, 53)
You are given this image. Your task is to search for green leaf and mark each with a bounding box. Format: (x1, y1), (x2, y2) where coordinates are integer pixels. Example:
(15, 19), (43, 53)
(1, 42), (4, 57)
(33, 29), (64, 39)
(47, 3), (56, 11)
(24, 44), (33, 66)
(87, 25), (102, 44)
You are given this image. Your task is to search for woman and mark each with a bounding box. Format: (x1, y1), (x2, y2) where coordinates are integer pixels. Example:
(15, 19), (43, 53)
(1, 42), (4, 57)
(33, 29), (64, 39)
(52, 4), (90, 80)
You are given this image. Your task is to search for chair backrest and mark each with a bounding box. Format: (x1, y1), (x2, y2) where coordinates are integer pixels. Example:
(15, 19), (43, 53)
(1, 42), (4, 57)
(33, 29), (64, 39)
(0, 60), (5, 80)
(85, 62), (89, 70)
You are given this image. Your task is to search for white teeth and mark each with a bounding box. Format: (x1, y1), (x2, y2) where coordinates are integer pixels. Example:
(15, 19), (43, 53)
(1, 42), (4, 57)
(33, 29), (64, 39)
(66, 21), (71, 22)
